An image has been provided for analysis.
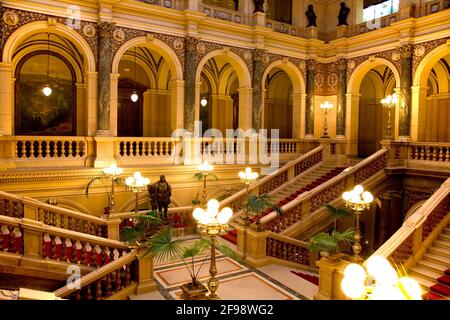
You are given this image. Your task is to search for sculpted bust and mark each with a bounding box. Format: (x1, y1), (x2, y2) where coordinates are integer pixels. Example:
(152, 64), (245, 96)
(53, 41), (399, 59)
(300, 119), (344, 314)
(338, 2), (350, 26)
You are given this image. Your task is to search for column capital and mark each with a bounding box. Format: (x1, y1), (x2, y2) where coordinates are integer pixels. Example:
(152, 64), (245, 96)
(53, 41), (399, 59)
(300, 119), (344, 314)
(110, 73), (120, 80)
(238, 87), (253, 94)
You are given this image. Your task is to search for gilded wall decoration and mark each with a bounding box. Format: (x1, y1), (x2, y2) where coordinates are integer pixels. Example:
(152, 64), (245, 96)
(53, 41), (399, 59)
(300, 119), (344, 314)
(314, 62), (338, 96)
(2, 10), (19, 26)
(82, 24), (96, 38)
(412, 38), (449, 77)
(110, 27), (185, 72)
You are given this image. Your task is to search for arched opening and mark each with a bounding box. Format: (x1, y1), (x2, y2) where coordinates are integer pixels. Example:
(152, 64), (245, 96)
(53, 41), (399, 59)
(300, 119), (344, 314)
(117, 46), (173, 137)
(422, 53), (450, 142)
(196, 52), (251, 134)
(347, 58), (400, 157)
(15, 50), (76, 135)
(264, 68), (293, 138)
(10, 31), (87, 136)
(357, 65), (395, 157)
(2, 22), (96, 137)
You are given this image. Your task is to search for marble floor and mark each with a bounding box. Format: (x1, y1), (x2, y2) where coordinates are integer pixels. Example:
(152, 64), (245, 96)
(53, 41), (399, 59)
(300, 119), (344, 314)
(133, 236), (319, 300)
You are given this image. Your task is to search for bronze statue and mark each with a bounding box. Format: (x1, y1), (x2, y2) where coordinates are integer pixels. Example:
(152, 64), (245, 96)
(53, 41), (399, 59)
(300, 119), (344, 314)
(152, 175), (171, 220)
(338, 2), (350, 26)
(253, 0), (265, 13)
(147, 184), (157, 211)
(305, 4), (317, 27)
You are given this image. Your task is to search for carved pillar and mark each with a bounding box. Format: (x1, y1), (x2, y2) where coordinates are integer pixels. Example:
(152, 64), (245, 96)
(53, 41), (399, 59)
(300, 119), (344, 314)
(184, 36), (199, 132)
(399, 44), (412, 139)
(305, 59), (316, 137)
(378, 194), (392, 246)
(336, 59), (347, 138)
(96, 22), (115, 136)
(390, 193), (403, 238)
(252, 49), (266, 131)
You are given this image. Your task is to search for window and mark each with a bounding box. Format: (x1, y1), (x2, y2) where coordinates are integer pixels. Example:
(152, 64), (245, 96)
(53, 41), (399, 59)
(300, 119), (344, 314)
(363, 0), (399, 22)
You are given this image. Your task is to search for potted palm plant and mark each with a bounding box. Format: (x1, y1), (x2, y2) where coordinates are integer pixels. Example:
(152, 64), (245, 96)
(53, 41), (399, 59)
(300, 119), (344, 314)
(308, 204), (354, 259)
(120, 210), (163, 246)
(146, 227), (240, 299)
(243, 194), (282, 230)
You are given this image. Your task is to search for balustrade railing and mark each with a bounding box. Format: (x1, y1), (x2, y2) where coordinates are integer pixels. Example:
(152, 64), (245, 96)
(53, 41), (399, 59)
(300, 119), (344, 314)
(116, 137), (179, 158)
(202, 4), (243, 24)
(373, 177), (450, 267)
(266, 234), (314, 267)
(54, 251), (138, 300)
(0, 216), (23, 254)
(261, 148), (388, 234)
(140, 0), (175, 9)
(0, 191), (107, 237)
(266, 19), (297, 36)
(408, 143), (450, 162)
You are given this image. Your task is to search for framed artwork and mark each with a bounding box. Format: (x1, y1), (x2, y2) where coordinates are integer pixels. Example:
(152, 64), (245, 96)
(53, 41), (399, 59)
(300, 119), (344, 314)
(15, 52), (76, 136)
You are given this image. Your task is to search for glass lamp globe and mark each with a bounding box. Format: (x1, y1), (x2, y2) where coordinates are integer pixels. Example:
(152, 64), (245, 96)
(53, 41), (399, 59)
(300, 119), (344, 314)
(131, 91), (139, 102)
(42, 85), (52, 96)
(201, 98), (208, 107)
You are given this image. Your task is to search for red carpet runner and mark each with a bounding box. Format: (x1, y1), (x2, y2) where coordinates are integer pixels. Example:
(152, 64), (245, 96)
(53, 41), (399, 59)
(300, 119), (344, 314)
(423, 268), (450, 300)
(290, 271), (319, 286)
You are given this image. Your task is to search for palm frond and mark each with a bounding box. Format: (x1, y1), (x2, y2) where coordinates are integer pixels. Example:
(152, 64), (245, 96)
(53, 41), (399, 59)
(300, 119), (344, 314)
(324, 204), (352, 220)
(309, 232), (339, 254)
(245, 194), (278, 215)
(182, 239), (209, 259)
(145, 227), (183, 262)
(215, 243), (241, 263)
(331, 228), (355, 245)
(193, 172), (204, 180)
(134, 211), (163, 225)
(120, 226), (143, 243)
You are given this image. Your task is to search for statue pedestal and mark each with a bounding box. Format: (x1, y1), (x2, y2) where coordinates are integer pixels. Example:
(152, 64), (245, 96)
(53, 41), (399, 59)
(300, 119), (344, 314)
(252, 12), (266, 27)
(305, 26), (318, 39)
(399, 4), (415, 20)
(336, 25), (348, 38)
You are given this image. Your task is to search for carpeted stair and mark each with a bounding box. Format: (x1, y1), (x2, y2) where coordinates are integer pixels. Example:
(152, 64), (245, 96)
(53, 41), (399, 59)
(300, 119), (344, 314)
(221, 229), (237, 245)
(409, 223), (450, 300)
(290, 271), (319, 286)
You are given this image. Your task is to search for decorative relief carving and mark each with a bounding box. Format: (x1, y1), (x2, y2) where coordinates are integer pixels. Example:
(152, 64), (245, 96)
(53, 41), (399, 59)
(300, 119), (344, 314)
(113, 29), (125, 42)
(412, 38), (448, 75)
(3, 11), (19, 26)
(82, 24), (96, 38)
(391, 52), (401, 61)
(243, 51), (252, 62)
(414, 45), (425, 57)
(347, 60), (355, 70)
(314, 62), (338, 95)
(172, 39), (183, 51)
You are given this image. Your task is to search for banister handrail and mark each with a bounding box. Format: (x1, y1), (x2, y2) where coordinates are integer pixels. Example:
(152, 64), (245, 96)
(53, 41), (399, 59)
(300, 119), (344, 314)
(54, 251), (137, 298)
(372, 177), (450, 260)
(114, 206), (193, 220)
(260, 148), (388, 225)
(0, 191), (107, 225)
(0, 215), (126, 249)
(218, 146), (324, 208)
(267, 232), (310, 249)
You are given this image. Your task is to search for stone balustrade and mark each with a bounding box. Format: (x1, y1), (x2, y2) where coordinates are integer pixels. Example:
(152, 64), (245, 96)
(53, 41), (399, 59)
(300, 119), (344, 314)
(202, 3), (243, 24)
(260, 148), (388, 234)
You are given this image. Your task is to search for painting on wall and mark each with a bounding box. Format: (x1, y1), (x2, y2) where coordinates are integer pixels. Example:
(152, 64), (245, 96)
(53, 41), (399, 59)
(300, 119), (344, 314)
(15, 53), (76, 136)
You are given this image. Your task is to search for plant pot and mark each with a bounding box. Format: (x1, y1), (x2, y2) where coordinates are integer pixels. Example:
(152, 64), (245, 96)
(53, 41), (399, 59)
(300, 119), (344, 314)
(180, 281), (209, 300)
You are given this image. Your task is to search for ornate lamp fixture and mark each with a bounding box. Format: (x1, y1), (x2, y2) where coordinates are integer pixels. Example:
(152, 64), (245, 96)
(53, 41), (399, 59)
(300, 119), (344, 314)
(42, 32), (52, 97)
(380, 93), (397, 139)
(319, 101), (333, 138)
(201, 97), (208, 107)
(192, 199), (233, 300)
(103, 163), (123, 215)
(238, 167), (259, 226)
(130, 47), (139, 103)
(125, 172), (150, 215)
(342, 185), (373, 262)
(341, 255), (422, 300)
(197, 160), (214, 205)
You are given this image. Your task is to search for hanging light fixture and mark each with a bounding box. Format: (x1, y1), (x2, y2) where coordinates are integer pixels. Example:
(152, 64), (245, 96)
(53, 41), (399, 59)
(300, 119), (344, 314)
(130, 47), (139, 102)
(201, 97), (208, 107)
(42, 32), (52, 96)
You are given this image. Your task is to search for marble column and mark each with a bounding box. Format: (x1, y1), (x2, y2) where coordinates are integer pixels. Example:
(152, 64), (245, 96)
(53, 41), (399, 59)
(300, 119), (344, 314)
(96, 21), (115, 136)
(305, 59), (316, 137)
(0, 63), (13, 136)
(399, 44), (412, 139)
(336, 58), (347, 138)
(252, 49), (266, 131)
(184, 36), (199, 132)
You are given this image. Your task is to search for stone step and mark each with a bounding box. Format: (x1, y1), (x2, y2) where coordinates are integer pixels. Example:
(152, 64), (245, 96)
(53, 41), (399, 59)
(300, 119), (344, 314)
(433, 240), (450, 250)
(428, 246), (450, 258)
(443, 227), (450, 235)
(439, 233), (450, 242)
(409, 266), (442, 282)
(417, 260), (448, 274)
(423, 253), (450, 266)
(408, 274), (435, 292)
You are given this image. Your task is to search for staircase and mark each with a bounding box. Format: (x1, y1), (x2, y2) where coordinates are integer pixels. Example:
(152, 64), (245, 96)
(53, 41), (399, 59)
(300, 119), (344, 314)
(410, 223), (450, 300)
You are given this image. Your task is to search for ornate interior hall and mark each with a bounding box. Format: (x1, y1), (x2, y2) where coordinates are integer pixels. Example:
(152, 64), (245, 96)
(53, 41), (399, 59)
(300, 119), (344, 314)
(0, 0), (449, 301)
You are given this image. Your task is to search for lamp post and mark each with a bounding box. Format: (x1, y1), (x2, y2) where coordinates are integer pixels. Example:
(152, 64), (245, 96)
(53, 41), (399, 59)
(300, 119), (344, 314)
(319, 101), (333, 138)
(341, 255), (422, 300)
(238, 167), (259, 262)
(193, 199), (233, 300)
(197, 160), (214, 205)
(342, 185), (373, 262)
(103, 164), (123, 215)
(125, 172), (150, 216)
(380, 93), (397, 140)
